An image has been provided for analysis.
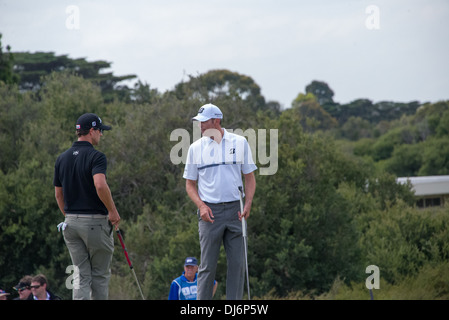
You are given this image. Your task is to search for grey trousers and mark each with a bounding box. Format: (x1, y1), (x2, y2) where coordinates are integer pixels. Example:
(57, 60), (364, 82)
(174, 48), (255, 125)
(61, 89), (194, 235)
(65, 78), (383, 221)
(63, 215), (114, 300)
(197, 201), (245, 300)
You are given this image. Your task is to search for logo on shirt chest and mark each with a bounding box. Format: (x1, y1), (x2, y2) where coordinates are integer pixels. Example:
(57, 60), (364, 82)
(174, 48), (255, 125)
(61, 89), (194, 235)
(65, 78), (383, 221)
(182, 285), (197, 298)
(229, 148), (235, 154)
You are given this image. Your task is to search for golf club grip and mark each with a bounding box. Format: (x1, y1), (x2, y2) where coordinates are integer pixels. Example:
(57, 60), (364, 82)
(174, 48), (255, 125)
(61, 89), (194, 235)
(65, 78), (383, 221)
(238, 186), (247, 237)
(238, 186), (244, 213)
(116, 230), (133, 268)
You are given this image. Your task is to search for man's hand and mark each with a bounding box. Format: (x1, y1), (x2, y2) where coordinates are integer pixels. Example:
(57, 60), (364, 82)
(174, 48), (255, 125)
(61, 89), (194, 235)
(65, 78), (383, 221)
(108, 210), (121, 229)
(199, 204), (214, 223)
(238, 201), (251, 221)
(186, 179), (215, 223)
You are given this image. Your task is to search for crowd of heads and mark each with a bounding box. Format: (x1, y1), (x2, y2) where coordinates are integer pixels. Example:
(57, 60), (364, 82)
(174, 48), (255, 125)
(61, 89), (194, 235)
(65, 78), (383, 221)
(0, 274), (60, 300)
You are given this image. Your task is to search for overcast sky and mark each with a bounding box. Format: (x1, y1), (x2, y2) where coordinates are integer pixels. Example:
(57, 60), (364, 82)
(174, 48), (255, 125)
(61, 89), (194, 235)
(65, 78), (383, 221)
(1, 0), (448, 108)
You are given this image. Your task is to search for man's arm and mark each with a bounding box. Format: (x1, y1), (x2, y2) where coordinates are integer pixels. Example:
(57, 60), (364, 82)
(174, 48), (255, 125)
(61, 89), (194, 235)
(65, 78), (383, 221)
(185, 179), (214, 223)
(239, 171), (256, 220)
(93, 173), (121, 227)
(212, 280), (218, 297)
(168, 281), (180, 300)
(55, 186), (65, 216)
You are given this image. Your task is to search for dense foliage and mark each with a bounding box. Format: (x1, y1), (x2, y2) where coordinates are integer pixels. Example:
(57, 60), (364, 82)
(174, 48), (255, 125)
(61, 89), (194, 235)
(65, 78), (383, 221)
(1, 44), (448, 300)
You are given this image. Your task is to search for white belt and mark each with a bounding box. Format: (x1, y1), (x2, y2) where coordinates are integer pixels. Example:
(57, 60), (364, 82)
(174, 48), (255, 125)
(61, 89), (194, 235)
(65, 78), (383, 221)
(65, 214), (108, 219)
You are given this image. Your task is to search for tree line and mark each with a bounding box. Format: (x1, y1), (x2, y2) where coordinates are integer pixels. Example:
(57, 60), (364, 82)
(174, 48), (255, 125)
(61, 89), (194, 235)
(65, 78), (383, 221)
(1, 38), (449, 300)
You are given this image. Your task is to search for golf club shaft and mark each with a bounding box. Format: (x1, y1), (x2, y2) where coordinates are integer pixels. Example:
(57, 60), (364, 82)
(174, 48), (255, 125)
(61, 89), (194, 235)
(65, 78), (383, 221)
(116, 229), (145, 300)
(238, 186), (251, 300)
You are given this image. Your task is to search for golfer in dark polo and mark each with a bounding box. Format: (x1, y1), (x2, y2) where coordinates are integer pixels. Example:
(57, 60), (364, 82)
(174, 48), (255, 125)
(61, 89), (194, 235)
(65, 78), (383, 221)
(54, 113), (120, 300)
(183, 104), (257, 300)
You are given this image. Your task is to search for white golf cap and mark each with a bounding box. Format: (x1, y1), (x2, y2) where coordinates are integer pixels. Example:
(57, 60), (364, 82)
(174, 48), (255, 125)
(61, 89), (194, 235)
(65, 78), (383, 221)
(192, 103), (223, 122)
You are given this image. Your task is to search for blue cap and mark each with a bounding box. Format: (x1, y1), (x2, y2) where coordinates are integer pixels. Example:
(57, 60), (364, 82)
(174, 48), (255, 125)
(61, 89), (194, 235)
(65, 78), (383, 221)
(184, 257), (198, 266)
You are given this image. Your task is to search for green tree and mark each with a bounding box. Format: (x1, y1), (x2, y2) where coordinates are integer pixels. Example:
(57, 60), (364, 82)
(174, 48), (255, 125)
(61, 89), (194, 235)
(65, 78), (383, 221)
(248, 110), (375, 296)
(338, 116), (374, 140)
(173, 69), (280, 117)
(324, 99), (420, 126)
(0, 34), (19, 85)
(349, 100), (449, 177)
(305, 80), (335, 106)
(290, 93), (337, 133)
(358, 202), (449, 284)
(418, 138), (449, 175)
(0, 84), (37, 173)
(382, 143), (423, 177)
(12, 51), (136, 102)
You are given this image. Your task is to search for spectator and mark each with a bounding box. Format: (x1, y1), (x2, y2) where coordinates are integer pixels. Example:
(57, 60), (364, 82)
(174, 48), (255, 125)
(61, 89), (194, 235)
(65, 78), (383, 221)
(169, 257), (217, 300)
(12, 275), (33, 300)
(29, 274), (61, 300)
(0, 289), (10, 300)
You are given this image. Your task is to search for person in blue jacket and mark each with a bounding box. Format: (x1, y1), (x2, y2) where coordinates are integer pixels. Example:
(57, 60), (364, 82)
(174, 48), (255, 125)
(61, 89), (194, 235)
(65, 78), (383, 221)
(169, 257), (217, 300)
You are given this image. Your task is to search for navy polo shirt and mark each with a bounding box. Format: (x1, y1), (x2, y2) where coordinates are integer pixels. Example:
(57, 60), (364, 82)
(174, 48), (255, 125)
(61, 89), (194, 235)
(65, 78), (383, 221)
(54, 141), (108, 215)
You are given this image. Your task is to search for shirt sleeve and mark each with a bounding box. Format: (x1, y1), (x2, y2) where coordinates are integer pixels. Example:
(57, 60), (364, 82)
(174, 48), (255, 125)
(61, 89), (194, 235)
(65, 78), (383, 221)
(183, 144), (198, 180)
(53, 158), (62, 187)
(92, 152), (107, 176)
(241, 138), (257, 174)
(168, 281), (180, 300)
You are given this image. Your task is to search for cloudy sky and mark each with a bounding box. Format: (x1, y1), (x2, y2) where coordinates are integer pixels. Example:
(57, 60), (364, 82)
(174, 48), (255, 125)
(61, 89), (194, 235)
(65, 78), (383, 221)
(1, 0), (448, 108)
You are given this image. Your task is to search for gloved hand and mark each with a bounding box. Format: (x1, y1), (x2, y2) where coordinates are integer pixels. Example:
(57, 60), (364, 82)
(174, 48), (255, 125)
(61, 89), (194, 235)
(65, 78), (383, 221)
(57, 222), (67, 232)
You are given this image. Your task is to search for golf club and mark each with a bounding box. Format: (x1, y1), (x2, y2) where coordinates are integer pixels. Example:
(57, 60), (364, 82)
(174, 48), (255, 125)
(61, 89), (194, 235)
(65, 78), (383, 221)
(238, 186), (251, 300)
(116, 229), (145, 300)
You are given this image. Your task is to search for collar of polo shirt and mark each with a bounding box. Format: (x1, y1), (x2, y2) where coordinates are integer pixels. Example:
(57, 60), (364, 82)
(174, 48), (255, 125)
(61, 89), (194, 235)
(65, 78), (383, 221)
(205, 128), (228, 144)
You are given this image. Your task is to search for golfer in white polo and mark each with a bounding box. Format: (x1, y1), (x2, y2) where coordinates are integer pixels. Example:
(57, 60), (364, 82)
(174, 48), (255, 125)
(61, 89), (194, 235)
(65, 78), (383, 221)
(183, 103), (257, 300)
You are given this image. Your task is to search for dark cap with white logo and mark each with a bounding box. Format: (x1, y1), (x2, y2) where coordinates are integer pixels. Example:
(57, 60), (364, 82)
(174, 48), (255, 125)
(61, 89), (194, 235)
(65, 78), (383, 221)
(76, 113), (111, 131)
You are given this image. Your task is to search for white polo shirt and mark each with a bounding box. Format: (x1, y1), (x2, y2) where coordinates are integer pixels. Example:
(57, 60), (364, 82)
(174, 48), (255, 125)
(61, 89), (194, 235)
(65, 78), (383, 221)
(183, 128), (257, 203)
